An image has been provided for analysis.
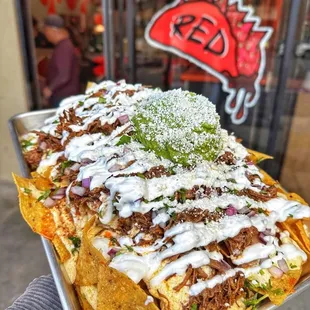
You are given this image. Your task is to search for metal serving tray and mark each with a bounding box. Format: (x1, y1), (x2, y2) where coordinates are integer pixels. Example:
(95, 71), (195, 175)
(8, 109), (310, 310)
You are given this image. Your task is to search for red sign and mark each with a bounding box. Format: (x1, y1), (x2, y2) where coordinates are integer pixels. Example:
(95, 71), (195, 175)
(145, 0), (273, 124)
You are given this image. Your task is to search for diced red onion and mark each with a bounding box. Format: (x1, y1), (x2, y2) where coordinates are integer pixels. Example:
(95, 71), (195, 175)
(82, 177), (91, 188)
(43, 197), (56, 207)
(268, 266), (284, 278)
(71, 186), (86, 196)
(51, 194), (65, 200)
(251, 184), (262, 188)
(53, 188), (66, 195)
(247, 161), (254, 165)
(64, 168), (71, 175)
(264, 228), (272, 236)
(226, 205), (237, 216)
(108, 164), (123, 172)
(259, 232), (267, 245)
(238, 206), (250, 214)
(70, 163), (81, 171)
(278, 259), (289, 273)
(81, 158), (93, 165)
(107, 248), (118, 258)
(247, 210), (256, 217)
(40, 141), (47, 150)
(118, 114), (129, 125)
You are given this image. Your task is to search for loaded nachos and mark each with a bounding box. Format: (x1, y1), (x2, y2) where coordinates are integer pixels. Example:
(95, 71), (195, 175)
(13, 80), (310, 310)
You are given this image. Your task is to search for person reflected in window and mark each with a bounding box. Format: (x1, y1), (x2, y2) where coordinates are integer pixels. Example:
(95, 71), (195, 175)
(42, 15), (80, 108)
(32, 17), (53, 49)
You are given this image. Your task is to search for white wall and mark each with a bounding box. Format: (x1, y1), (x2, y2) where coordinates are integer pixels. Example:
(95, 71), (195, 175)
(0, 0), (29, 181)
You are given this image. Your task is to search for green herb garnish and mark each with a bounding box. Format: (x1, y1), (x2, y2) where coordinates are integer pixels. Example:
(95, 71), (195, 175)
(23, 188), (32, 194)
(110, 237), (118, 245)
(37, 190), (51, 202)
(171, 212), (177, 221)
(244, 293), (268, 310)
(78, 101), (84, 107)
(52, 120), (59, 124)
(227, 178), (237, 184)
(125, 245), (134, 252)
(69, 236), (81, 253)
(257, 208), (265, 214)
(259, 269), (265, 275)
(60, 160), (73, 174)
(191, 304), (198, 310)
(21, 140), (35, 149)
(289, 214), (294, 218)
(290, 264), (297, 269)
(178, 188), (187, 203)
(116, 135), (131, 146)
(136, 172), (146, 179)
(216, 207), (222, 212)
(98, 97), (106, 103)
(272, 288), (284, 296)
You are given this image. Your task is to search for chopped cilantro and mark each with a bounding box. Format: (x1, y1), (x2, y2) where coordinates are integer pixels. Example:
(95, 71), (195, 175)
(244, 293), (268, 310)
(228, 189), (238, 195)
(69, 236), (81, 253)
(178, 188), (187, 203)
(136, 172), (146, 179)
(290, 264), (297, 269)
(246, 201), (252, 208)
(21, 139), (35, 149)
(171, 212), (177, 221)
(227, 178), (237, 184)
(243, 164), (249, 168)
(98, 97), (106, 103)
(23, 187), (32, 194)
(78, 101), (84, 107)
(216, 207), (222, 212)
(259, 269), (265, 275)
(272, 288), (284, 296)
(261, 190), (268, 195)
(52, 119), (59, 124)
(167, 167), (176, 175)
(125, 245), (134, 252)
(152, 196), (163, 202)
(110, 237), (118, 245)
(191, 304), (198, 310)
(116, 135), (131, 146)
(257, 208), (264, 214)
(289, 214), (294, 218)
(164, 203), (171, 211)
(60, 160), (73, 174)
(37, 190), (51, 202)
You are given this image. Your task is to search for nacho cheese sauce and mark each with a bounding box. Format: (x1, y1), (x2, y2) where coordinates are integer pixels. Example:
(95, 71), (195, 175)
(24, 80), (310, 309)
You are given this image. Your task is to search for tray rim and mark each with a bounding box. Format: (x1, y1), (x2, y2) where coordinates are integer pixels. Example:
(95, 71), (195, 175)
(8, 109), (80, 310)
(8, 109), (310, 310)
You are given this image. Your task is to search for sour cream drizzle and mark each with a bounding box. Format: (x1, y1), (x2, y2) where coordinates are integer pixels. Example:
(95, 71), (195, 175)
(29, 81), (310, 299)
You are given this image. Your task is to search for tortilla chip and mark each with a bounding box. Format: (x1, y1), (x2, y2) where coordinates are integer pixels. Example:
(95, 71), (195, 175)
(30, 171), (53, 190)
(278, 220), (310, 256)
(259, 169), (277, 186)
(97, 263), (159, 310)
(75, 285), (96, 310)
(252, 269), (302, 305)
(75, 217), (105, 286)
(285, 193), (308, 205)
(52, 234), (71, 263)
(247, 149), (273, 164)
(12, 173), (56, 240)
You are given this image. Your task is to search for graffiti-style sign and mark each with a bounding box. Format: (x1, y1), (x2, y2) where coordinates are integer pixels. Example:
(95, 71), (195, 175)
(145, 0), (273, 124)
